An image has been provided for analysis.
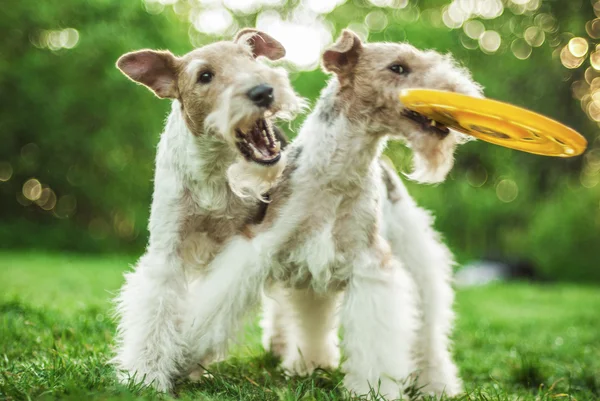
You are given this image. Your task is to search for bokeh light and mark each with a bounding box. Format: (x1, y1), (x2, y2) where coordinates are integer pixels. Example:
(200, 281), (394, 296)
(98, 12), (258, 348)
(560, 45), (585, 69)
(22, 179), (42, 201)
(568, 37), (589, 58)
(511, 38), (532, 59)
(464, 20), (485, 40)
(466, 165), (488, 187)
(365, 10), (389, 33)
(191, 7), (234, 35)
(524, 26), (545, 47)
(32, 28), (79, 50)
(496, 179), (519, 203)
(479, 30), (501, 53)
(55, 195), (77, 218)
(254, 9), (333, 70)
(591, 50), (600, 70)
(0, 162), (12, 182)
(36, 187), (57, 211)
(306, 0), (345, 14)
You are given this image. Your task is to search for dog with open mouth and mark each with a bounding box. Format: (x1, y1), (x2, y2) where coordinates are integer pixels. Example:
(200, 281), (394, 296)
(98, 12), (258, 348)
(180, 30), (483, 399)
(110, 29), (302, 391)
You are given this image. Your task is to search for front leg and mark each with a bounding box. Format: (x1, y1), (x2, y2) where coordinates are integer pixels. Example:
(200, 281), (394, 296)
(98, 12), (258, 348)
(381, 168), (462, 397)
(112, 252), (187, 391)
(341, 240), (419, 400)
(182, 237), (269, 376)
(279, 287), (341, 376)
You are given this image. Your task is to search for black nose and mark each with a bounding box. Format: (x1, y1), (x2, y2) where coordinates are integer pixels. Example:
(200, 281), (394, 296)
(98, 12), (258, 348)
(247, 84), (274, 108)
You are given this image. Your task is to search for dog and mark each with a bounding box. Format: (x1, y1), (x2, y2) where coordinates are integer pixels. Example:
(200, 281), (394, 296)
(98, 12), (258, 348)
(180, 30), (483, 399)
(111, 29), (303, 391)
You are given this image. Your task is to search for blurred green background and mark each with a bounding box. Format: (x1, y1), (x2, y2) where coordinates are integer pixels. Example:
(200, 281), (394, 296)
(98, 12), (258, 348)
(2, 0), (599, 281)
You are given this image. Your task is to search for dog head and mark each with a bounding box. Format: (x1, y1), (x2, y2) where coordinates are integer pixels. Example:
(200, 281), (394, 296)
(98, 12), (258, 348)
(323, 30), (483, 183)
(117, 29), (303, 197)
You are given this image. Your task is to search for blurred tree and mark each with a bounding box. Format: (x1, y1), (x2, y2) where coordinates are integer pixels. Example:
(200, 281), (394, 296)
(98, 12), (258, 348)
(1, 0), (599, 280)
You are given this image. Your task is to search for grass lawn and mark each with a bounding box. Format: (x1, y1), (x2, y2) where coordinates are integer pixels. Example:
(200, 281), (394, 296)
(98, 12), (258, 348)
(1, 253), (599, 400)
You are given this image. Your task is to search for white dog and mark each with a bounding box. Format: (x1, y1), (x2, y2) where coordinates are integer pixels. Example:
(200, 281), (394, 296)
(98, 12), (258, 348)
(111, 29), (303, 391)
(180, 30), (483, 399)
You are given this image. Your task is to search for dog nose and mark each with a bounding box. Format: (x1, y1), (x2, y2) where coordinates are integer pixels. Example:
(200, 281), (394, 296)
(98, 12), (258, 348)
(247, 84), (274, 108)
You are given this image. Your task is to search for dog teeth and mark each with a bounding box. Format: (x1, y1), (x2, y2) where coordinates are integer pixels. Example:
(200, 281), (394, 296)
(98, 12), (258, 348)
(265, 121), (276, 142)
(431, 120), (437, 127)
(272, 141), (280, 153)
(247, 142), (263, 159)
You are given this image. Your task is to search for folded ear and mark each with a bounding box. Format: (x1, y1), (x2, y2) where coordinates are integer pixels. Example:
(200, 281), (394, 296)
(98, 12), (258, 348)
(235, 29), (286, 61)
(116, 50), (180, 99)
(322, 29), (363, 77)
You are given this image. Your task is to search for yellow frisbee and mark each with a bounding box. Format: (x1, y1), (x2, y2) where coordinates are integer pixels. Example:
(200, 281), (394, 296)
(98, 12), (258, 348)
(399, 89), (587, 157)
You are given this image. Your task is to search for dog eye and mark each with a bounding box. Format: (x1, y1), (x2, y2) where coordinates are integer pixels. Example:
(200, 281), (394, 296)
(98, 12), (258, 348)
(198, 71), (214, 84)
(389, 64), (409, 75)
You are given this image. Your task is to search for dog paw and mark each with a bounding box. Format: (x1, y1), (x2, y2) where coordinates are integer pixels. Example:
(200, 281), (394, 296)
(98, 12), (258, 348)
(344, 375), (404, 400)
(188, 368), (211, 382)
(281, 345), (340, 376)
(263, 334), (287, 359)
(417, 368), (463, 398)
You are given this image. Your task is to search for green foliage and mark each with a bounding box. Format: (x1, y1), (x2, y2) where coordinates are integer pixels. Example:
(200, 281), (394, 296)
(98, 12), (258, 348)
(1, 253), (599, 400)
(1, 0), (599, 281)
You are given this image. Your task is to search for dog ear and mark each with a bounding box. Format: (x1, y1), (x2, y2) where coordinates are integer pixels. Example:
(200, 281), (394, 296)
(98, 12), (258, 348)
(322, 30), (363, 77)
(235, 29), (286, 61)
(116, 50), (180, 99)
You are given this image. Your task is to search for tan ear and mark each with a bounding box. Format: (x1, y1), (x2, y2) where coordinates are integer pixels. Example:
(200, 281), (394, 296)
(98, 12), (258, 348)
(235, 28), (286, 61)
(322, 30), (363, 76)
(116, 50), (179, 99)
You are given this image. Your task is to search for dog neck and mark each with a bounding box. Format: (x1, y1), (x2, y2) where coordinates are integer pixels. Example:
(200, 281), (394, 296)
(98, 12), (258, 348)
(295, 80), (387, 191)
(155, 101), (250, 213)
(163, 101), (237, 183)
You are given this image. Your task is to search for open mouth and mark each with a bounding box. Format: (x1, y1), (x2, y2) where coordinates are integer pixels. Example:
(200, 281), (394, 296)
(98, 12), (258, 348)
(235, 118), (281, 165)
(402, 109), (450, 139)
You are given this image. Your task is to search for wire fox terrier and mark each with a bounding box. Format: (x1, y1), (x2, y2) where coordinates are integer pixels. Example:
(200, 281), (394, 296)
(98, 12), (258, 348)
(180, 30), (483, 399)
(111, 29), (303, 391)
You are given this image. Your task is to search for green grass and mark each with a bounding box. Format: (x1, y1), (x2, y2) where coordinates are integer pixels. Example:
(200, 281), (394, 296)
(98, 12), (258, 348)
(1, 253), (599, 401)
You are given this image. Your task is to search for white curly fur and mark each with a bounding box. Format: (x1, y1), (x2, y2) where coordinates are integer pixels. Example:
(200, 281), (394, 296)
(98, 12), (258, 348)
(114, 29), (482, 400)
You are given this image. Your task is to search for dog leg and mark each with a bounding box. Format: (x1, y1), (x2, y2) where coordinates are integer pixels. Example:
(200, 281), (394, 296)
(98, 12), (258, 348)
(260, 283), (290, 358)
(381, 169), (463, 397)
(279, 287), (340, 375)
(112, 252), (187, 391)
(340, 243), (418, 400)
(183, 237), (268, 376)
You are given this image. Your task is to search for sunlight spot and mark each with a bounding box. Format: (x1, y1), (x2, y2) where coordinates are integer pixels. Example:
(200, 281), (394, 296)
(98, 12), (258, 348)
(256, 10), (333, 70)
(479, 30), (501, 54)
(591, 51), (600, 71)
(463, 20), (484, 39)
(305, 0), (345, 14)
(524, 26), (544, 47)
(191, 7), (233, 35)
(37, 188), (57, 211)
(571, 80), (589, 100)
(496, 179), (518, 203)
(0, 162), (13, 182)
(534, 13), (557, 33)
(568, 37), (589, 58)
(365, 10), (388, 32)
(23, 179), (42, 201)
(560, 45), (585, 69)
